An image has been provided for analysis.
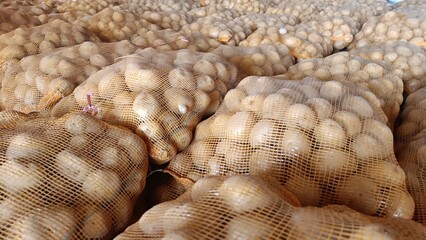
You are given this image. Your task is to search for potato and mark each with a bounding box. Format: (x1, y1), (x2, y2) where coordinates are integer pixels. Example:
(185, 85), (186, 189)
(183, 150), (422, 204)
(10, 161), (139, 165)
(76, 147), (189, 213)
(305, 98), (332, 120)
(225, 111), (257, 141)
(285, 103), (317, 131)
(314, 119), (347, 148)
(352, 133), (386, 159)
(170, 127), (193, 152)
(341, 95), (374, 118)
(218, 175), (279, 213)
(196, 75), (215, 91)
(164, 88), (194, 114)
(227, 215), (272, 239)
(5, 133), (45, 160)
(98, 70), (127, 98)
(80, 206), (113, 239)
(163, 202), (199, 234)
(319, 80), (345, 101)
(133, 91), (162, 119)
(124, 64), (163, 91)
(279, 129), (311, 156)
(82, 169), (121, 202)
(313, 148), (355, 174)
(249, 119), (279, 148)
(0, 160), (44, 194)
(223, 88), (246, 112)
(240, 94), (266, 112)
(168, 68), (196, 90)
(333, 111), (362, 138)
(98, 146), (127, 168)
(262, 93), (293, 120)
(56, 150), (90, 183)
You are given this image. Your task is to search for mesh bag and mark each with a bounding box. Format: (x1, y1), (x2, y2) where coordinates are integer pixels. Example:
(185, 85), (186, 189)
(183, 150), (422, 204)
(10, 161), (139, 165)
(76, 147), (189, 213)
(55, 0), (121, 14)
(187, 4), (244, 20)
(303, 16), (360, 51)
(180, 16), (252, 46)
(348, 10), (426, 51)
(0, 19), (100, 64)
(0, 110), (37, 128)
(317, 4), (374, 25)
(212, 44), (295, 80)
(265, 1), (318, 23)
(391, 0), (426, 9)
(239, 25), (334, 60)
(233, 13), (300, 31)
(349, 41), (426, 94)
(115, 175), (426, 240)
(73, 7), (159, 42)
(165, 76), (414, 218)
(395, 86), (426, 150)
(51, 48), (238, 165)
(0, 8), (41, 35)
(281, 52), (404, 126)
(0, 40), (137, 115)
(137, 9), (195, 32)
(0, 112), (149, 239)
(198, 0), (276, 14)
(125, 0), (199, 12)
(398, 134), (426, 224)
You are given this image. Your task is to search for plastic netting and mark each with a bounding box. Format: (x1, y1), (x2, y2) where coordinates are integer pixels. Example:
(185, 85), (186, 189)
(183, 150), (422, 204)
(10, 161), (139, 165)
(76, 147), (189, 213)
(280, 52), (404, 126)
(0, 40), (137, 115)
(0, 19), (101, 64)
(395, 86), (426, 151)
(212, 44), (295, 80)
(398, 134), (426, 225)
(349, 41), (426, 95)
(165, 76), (414, 218)
(51, 48), (238, 165)
(348, 10), (426, 51)
(239, 24), (334, 60)
(0, 112), (149, 239)
(115, 175), (426, 240)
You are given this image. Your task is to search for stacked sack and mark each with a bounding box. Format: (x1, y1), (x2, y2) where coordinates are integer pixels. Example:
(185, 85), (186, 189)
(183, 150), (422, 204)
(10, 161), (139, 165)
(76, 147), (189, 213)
(0, 111), (149, 239)
(165, 76), (414, 218)
(116, 175), (426, 240)
(52, 48), (238, 165)
(349, 41), (426, 94)
(0, 40), (136, 114)
(280, 52), (404, 126)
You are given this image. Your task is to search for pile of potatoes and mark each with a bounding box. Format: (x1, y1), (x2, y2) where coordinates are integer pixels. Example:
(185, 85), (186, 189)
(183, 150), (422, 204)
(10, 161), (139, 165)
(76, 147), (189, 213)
(55, 0), (120, 15)
(0, 113), (149, 239)
(73, 7), (159, 42)
(398, 134), (426, 225)
(0, 19), (100, 64)
(233, 13), (300, 31)
(51, 48), (238, 165)
(187, 4), (243, 20)
(395, 87), (426, 150)
(0, 40), (136, 114)
(303, 16), (360, 51)
(349, 41), (426, 94)
(239, 24), (333, 60)
(115, 175), (426, 240)
(348, 9), (426, 51)
(0, 8), (41, 35)
(281, 52), (404, 125)
(180, 16), (251, 46)
(212, 44), (295, 79)
(166, 76), (414, 218)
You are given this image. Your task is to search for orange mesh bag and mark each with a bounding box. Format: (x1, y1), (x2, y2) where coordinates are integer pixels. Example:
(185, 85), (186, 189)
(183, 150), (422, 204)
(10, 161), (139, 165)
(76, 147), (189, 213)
(51, 48), (238, 165)
(212, 44), (295, 79)
(398, 134), (426, 224)
(0, 19), (100, 64)
(349, 41), (426, 94)
(239, 24), (334, 60)
(115, 175), (426, 240)
(348, 9), (426, 51)
(187, 4), (244, 20)
(303, 16), (360, 51)
(280, 52), (404, 126)
(180, 16), (252, 46)
(165, 76), (414, 218)
(0, 40), (137, 115)
(73, 7), (159, 42)
(0, 112), (149, 239)
(395, 86), (426, 151)
(0, 8), (41, 35)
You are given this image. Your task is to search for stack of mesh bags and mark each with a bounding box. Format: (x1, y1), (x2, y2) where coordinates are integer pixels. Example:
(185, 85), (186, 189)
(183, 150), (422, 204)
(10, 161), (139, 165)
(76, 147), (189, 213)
(164, 76), (414, 218)
(349, 41), (426, 95)
(280, 52), (404, 126)
(116, 175), (426, 239)
(52, 47), (238, 165)
(396, 86), (426, 224)
(0, 40), (136, 115)
(0, 111), (149, 239)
